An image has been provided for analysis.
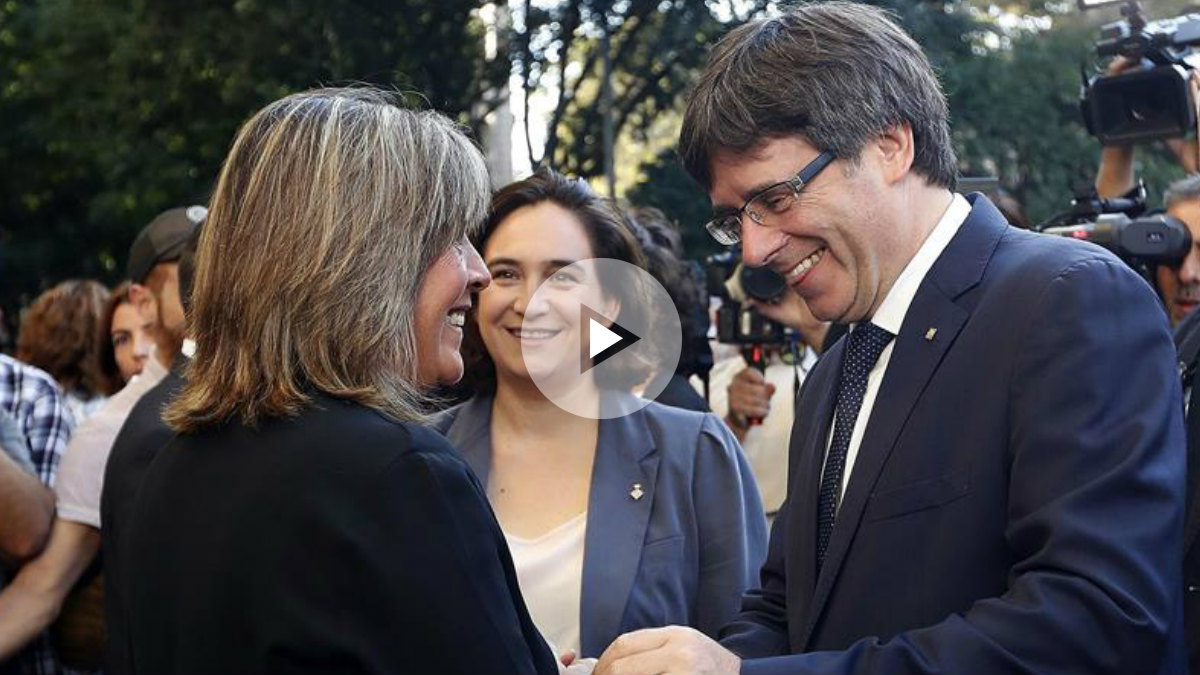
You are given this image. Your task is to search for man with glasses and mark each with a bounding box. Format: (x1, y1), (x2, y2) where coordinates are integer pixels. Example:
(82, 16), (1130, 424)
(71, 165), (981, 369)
(596, 3), (1188, 674)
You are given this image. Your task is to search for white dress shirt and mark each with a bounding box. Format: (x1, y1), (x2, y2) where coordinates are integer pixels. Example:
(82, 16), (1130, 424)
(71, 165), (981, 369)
(826, 193), (972, 501)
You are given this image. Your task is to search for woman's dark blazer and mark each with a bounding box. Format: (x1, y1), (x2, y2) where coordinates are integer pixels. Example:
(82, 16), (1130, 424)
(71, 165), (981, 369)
(121, 393), (557, 675)
(432, 394), (768, 658)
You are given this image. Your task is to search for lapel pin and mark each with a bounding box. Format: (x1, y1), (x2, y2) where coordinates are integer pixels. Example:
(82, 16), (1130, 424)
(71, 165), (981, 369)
(630, 483), (644, 500)
(925, 328), (938, 341)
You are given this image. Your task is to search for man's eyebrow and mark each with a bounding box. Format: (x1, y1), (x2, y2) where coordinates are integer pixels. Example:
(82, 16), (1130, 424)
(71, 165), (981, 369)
(740, 175), (787, 202)
(711, 176), (791, 214)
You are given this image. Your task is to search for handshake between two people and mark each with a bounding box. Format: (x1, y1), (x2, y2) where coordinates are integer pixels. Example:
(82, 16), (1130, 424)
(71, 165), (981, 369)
(551, 626), (740, 675)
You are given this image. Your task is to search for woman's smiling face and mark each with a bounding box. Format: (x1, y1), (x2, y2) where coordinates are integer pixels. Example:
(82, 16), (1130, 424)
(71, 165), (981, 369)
(477, 202), (611, 384)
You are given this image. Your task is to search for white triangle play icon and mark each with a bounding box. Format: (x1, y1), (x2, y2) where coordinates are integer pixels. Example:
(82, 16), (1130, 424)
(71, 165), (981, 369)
(579, 303), (640, 373)
(589, 318), (622, 358)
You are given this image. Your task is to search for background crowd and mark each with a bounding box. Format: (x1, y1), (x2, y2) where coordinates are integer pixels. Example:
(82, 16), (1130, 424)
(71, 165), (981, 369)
(1, 1), (1200, 674)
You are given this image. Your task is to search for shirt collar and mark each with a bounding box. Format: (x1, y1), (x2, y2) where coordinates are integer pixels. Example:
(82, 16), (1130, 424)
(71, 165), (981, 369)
(868, 192), (971, 335)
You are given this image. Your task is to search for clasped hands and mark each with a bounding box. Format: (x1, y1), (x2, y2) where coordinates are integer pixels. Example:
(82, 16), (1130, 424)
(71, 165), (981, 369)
(590, 626), (741, 675)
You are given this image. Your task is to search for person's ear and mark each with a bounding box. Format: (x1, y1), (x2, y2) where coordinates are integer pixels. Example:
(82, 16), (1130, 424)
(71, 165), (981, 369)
(128, 283), (158, 319)
(873, 123), (916, 185)
(128, 283), (154, 308)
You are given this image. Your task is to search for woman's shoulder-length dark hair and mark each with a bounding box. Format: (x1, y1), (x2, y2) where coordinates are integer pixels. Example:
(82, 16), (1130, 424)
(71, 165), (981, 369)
(460, 168), (650, 395)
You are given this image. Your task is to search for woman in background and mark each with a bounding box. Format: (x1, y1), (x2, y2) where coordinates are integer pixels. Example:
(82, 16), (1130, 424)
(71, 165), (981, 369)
(97, 281), (156, 388)
(121, 88), (556, 675)
(622, 206), (711, 413)
(17, 280), (113, 421)
(435, 169), (767, 659)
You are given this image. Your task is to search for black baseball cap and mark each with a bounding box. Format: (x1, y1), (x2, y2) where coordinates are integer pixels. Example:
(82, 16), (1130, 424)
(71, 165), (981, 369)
(127, 206), (207, 283)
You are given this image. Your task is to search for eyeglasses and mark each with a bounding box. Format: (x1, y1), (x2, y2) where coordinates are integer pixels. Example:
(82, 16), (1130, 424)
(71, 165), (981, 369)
(704, 151), (835, 246)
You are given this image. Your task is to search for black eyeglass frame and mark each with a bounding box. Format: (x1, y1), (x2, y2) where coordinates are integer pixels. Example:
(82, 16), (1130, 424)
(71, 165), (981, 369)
(704, 151), (836, 246)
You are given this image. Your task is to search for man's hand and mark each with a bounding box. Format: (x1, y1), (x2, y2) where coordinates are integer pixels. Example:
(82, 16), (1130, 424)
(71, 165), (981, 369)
(727, 367), (775, 437)
(595, 626), (740, 675)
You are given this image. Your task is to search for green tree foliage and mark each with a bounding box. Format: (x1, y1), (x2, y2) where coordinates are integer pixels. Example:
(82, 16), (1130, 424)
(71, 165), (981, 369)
(512, 0), (771, 177)
(0, 0), (498, 329)
(3, 0), (1196, 327)
(627, 148), (720, 260)
(949, 7), (1185, 224)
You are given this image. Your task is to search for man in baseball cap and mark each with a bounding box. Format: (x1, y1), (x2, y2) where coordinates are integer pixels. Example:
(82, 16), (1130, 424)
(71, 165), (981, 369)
(127, 206), (206, 282)
(125, 206), (205, 365)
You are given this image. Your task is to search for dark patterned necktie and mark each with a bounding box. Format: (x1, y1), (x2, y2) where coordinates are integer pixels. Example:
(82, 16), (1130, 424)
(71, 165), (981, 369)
(817, 322), (894, 571)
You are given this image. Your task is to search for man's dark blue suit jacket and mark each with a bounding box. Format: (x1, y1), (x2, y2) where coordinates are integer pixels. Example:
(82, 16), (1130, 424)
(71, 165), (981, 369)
(720, 194), (1189, 674)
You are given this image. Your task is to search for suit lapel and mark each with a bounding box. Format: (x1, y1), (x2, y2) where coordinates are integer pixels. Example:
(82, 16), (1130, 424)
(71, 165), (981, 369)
(1183, 397), (1200, 554)
(785, 340), (843, 638)
(1175, 313), (1200, 553)
(579, 406), (660, 657)
(798, 195), (1007, 648)
(441, 395), (495, 484)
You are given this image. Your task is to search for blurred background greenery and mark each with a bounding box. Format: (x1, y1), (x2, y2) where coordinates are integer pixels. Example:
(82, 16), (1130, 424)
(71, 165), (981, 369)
(0, 0), (1193, 334)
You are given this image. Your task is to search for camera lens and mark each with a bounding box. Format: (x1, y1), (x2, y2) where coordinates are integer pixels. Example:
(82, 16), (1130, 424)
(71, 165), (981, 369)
(740, 265), (788, 303)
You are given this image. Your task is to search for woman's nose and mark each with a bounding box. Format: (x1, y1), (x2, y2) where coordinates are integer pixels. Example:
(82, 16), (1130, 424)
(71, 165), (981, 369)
(463, 240), (490, 292)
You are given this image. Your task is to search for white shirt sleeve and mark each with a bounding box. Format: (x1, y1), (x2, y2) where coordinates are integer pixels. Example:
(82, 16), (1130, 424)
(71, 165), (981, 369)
(55, 359), (167, 528)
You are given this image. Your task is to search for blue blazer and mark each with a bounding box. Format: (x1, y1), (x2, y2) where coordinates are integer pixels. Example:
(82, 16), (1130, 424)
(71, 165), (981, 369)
(721, 194), (1189, 674)
(432, 395), (768, 658)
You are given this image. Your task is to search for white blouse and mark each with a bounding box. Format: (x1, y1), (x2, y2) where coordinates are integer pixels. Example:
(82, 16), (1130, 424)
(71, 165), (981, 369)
(503, 512), (588, 656)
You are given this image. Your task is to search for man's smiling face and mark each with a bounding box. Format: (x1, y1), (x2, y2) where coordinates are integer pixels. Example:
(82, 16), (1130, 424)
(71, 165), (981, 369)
(707, 135), (913, 324)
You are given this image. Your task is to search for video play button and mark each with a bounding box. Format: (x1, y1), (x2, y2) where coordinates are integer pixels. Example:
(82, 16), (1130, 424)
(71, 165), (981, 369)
(582, 304), (640, 372)
(521, 258), (682, 419)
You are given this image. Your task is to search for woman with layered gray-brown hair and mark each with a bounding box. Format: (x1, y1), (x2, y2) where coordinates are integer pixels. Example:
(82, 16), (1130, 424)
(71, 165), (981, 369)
(116, 88), (557, 675)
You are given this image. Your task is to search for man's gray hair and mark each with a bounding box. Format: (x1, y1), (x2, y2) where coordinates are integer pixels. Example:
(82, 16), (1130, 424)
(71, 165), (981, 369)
(1165, 174), (1200, 210)
(679, 1), (957, 191)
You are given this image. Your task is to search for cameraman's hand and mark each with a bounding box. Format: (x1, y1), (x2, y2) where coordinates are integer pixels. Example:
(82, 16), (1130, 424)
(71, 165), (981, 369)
(727, 367), (775, 439)
(745, 288), (828, 351)
(1166, 69), (1200, 172)
(1095, 57), (1141, 197)
(1106, 55), (1139, 76)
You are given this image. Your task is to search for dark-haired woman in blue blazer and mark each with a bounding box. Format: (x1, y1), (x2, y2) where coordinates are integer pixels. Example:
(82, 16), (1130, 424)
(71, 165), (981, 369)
(433, 169), (767, 659)
(434, 394), (767, 658)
